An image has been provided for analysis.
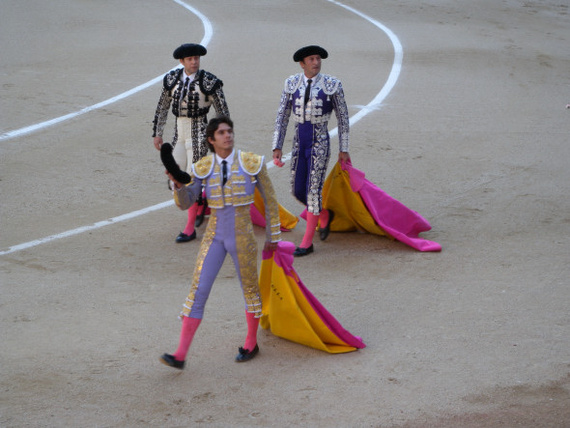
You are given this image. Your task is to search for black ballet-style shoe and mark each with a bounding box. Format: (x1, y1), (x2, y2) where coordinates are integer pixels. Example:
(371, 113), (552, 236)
(319, 210), (334, 241)
(175, 230), (196, 243)
(195, 214), (205, 228)
(160, 353), (185, 370)
(293, 244), (314, 257)
(235, 344), (259, 362)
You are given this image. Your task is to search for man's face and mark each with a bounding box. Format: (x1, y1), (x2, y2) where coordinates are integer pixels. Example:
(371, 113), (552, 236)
(209, 123), (234, 155)
(179, 56), (200, 75)
(300, 55), (322, 78)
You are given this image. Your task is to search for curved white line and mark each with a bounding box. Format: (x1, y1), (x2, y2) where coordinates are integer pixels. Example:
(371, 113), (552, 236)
(327, 0), (403, 138)
(0, 0), (402, 256)
(0, 78), (163, 141)
(0, 1), (212, 142)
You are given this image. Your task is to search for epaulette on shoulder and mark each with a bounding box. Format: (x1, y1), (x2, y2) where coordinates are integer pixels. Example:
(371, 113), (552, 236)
(163, 69), (182, 90)
(239, 151), (264, 176)
(284, 73), (303, 94)
(320, 74), (341, 95)
(192, 154), (215, 178)
(199, 70), (223, 95)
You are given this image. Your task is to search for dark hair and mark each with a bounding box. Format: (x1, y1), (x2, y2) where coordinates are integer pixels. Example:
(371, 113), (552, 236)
(205, 116), (234, 152)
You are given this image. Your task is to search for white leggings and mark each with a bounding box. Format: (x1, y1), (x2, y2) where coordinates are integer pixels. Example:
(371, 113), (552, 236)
(172, 117), (194, 173)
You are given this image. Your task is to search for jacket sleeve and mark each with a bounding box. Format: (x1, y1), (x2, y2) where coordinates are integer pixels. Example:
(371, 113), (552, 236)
(152, 86), (173, 138)
(271, 89), (293, 151)
(255, 165), (282, 243)
(212, 86), (230, 118)
(173, 178), (203, 210)
(331, 81), (350, 152)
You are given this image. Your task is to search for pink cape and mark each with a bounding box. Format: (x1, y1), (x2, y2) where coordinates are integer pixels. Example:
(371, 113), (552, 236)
(304, 161), (442, 252)
(196, 204), (294, 232)
(260, 241), (366, 352)
(250, 205), (294, 232)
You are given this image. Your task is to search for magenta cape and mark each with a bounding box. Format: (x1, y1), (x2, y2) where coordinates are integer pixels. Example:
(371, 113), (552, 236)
(250, 188), (299, 232)
(259, 241), (366, 353)
(305, 161), (441, 252)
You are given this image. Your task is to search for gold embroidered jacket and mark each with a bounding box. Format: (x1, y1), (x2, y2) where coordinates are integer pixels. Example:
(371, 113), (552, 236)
(174, 150), (282, 243)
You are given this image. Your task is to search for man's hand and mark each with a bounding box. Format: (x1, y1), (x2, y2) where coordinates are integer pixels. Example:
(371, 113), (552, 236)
(165, 170), (183, 190)
(153, 136), (163, 151)
(338, 151), (351, 163)
(273, 149), (284, 167)
(264, 241), (279, 252)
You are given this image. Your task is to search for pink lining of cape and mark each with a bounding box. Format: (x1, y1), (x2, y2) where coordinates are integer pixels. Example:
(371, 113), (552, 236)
(303, 161), (441, 252)
(343, 161), (441, 252)
(263, 241), (366, 349)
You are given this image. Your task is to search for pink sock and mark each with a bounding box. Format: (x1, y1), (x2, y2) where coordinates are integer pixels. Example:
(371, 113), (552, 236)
(243, 311), (259, 351)
(172, 316), (202, 361)
(319, 209), (330, 229)
(300, 212), (318, 248)
(182, 203), (198, 236)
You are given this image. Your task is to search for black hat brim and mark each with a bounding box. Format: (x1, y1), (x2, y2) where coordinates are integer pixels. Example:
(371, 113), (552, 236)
(293, 45), (328, 62)
(173, 43), (207, 59)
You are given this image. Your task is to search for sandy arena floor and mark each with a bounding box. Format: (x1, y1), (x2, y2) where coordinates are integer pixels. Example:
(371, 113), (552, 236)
(1, 0), (569, 426)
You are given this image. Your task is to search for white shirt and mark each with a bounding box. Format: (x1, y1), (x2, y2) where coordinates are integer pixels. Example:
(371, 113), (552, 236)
(216, 149), (235, 182)
(183, 71), (197, 84)
(303, 73), (319, 85)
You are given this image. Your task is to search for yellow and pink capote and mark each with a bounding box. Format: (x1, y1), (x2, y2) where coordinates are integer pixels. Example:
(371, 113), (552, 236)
(259, 241), (366, 354)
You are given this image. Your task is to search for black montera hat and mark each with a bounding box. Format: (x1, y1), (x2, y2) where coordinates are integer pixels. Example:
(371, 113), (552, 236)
(173, 43), (207, 59)
(293, 45), (328, 62)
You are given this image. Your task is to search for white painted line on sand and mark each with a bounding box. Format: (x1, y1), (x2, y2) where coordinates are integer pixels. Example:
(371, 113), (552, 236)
(0, 202), (174, 256)
(0, 1), (212, 142)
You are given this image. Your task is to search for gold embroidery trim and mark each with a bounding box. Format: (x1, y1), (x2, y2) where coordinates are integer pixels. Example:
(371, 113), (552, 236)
(180, 211), (218, 319)
(239, 151), (263, 175)
(193, 154), (215, 178)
